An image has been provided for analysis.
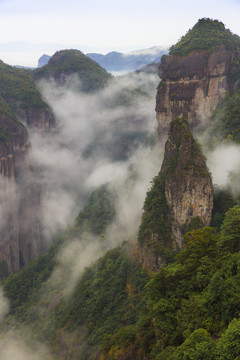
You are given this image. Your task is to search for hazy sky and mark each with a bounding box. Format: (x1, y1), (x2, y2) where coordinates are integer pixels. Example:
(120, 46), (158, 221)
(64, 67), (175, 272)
(0, 0), (239, 66)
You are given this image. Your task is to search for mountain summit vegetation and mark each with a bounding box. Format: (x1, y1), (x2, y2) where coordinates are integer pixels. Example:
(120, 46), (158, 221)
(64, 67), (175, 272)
(34, 49), (112, 92)
(170, 18), (240, 56)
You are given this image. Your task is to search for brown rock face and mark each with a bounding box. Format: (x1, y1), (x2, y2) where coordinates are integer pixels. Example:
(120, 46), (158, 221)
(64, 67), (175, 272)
(156, 45), (232, 135)
(162, 119), (213, 246)
(0, 116), (43, 276)
(138, 118), (213, 271)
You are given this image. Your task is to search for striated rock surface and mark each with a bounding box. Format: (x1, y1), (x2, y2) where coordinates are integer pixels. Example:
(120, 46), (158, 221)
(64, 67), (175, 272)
(138, 118), (213, 271)
(0, 115), (44, 276)
(156, 45), (230, 134)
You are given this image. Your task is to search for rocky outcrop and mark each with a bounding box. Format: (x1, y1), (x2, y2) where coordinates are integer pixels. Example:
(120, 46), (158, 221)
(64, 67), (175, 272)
(138, 118), (213, 271)
(0, 116), (43, 276)
(155, 45), (231, 135)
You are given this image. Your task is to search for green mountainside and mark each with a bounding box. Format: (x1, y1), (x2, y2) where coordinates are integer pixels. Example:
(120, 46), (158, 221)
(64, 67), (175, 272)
(34, 49), (112, 92)
(170, 18), (240, 56)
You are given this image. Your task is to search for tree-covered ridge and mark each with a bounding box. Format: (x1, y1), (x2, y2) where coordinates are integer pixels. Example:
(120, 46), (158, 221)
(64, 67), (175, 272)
(102, 206), (240, 359)
(34, 49), (112, 92)
(170, 18), (240, 56)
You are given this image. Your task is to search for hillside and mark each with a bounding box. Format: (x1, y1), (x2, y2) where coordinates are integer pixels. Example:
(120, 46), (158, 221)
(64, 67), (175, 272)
(34, 49), (112, 92)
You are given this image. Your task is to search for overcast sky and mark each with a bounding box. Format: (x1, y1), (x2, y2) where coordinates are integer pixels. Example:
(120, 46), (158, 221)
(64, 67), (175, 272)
(0, 0), (239, 67)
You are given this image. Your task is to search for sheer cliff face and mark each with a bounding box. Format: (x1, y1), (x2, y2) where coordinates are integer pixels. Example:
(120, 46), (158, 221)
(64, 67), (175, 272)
(138, 119), (213, 271)
(155, 45), (231, 135)
(0, 117), (27, 274)
(0, 114), (47, 276)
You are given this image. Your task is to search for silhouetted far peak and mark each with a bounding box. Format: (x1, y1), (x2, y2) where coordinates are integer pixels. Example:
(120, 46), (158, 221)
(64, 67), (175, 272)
(38, 54), (51, 68)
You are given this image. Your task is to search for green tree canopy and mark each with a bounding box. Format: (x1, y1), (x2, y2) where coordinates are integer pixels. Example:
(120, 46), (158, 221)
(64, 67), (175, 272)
(219, 205), (240, 252)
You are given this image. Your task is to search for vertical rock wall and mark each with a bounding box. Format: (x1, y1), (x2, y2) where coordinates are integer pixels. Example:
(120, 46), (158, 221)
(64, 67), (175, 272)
(155, 45), (231, 135)
(0, 116), (44, 276)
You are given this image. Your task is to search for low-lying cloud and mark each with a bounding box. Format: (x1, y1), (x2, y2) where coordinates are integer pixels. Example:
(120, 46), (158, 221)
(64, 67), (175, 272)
(29, 71), (161, 241)
(207, 143), (240, 187)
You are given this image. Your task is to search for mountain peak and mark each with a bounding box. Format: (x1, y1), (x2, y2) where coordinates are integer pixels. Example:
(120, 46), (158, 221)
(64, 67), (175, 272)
(170, 18), (240, 56)
(34, 49), (111, 92)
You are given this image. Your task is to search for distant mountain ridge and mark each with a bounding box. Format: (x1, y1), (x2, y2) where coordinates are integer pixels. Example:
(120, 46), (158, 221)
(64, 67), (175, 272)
(38, 46), (168, 72)
(86, 46), (167, 72)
